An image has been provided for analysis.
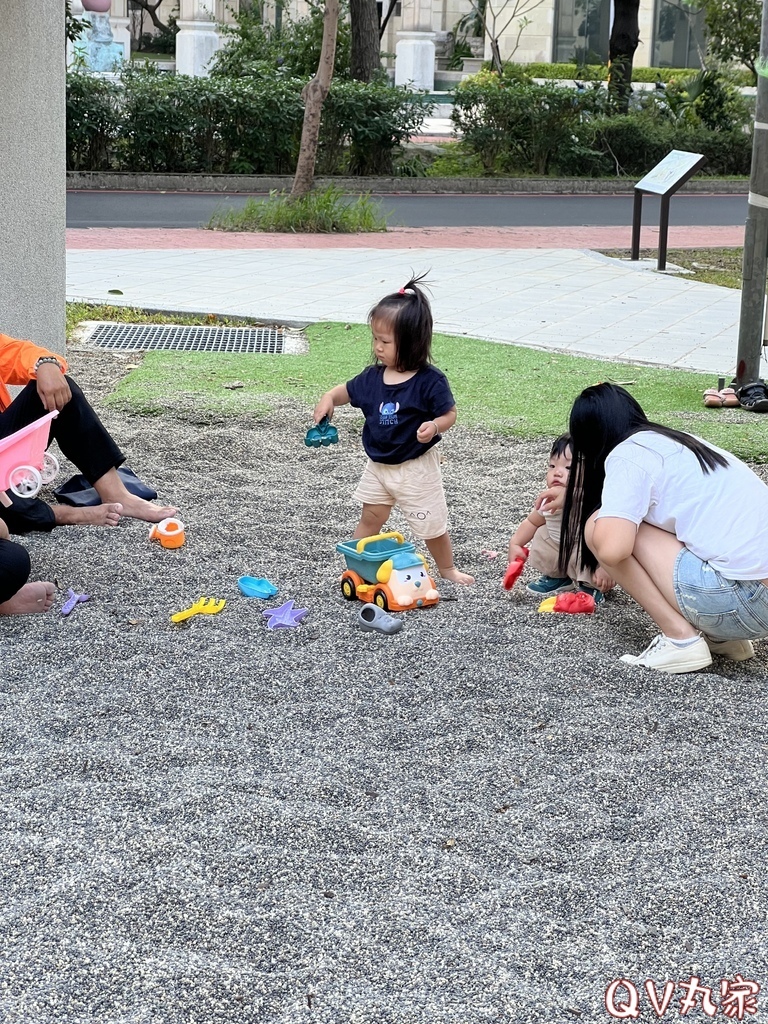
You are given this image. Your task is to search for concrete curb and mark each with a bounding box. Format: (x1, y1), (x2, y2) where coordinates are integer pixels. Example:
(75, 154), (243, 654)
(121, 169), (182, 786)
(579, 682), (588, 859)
(66, 171), (748, 195)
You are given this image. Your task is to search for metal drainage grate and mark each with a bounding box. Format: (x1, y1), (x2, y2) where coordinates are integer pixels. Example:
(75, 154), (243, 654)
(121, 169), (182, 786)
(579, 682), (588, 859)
(89, 323), (285, 354)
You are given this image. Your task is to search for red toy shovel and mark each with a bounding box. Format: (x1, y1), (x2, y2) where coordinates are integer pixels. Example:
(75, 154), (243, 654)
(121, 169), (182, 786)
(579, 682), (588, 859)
(502, 547), (529, 590)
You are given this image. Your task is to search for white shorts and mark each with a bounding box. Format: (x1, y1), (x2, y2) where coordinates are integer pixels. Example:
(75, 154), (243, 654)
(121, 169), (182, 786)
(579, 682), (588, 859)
(353, 446), (448, 540)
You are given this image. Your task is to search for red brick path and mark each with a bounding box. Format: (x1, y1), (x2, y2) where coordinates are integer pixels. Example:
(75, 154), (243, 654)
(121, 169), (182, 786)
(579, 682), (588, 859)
(66, 225), (744, 251)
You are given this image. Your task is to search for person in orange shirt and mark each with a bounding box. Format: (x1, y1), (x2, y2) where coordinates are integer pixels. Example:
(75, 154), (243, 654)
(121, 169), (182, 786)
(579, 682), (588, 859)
(0, 331), (176, 534)
(0, 331), (177, 615)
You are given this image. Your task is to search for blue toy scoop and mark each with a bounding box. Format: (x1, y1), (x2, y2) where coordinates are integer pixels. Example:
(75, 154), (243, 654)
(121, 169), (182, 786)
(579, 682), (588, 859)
(238, 576), (278, 598)
(304, 416), (339, 448)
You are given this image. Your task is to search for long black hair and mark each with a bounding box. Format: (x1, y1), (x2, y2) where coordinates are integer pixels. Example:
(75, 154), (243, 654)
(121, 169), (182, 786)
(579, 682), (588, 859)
(559, 383), (729, 573)
(368, 272), (433, 372)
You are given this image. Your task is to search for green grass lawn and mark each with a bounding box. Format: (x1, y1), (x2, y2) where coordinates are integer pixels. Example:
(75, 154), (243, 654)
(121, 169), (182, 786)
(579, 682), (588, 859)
(602, 248), (746, 290)
(90, 315), (768, 463)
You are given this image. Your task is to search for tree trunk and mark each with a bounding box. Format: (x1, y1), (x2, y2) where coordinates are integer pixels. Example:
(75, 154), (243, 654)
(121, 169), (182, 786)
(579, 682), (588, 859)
(291, 0), (340, 198)
(350, 0), (381, 81)
(490, 36), (503, 75)
(608, 0), (640, 114)
(379, 0), (396, 40)
(130, 0), (169, 35)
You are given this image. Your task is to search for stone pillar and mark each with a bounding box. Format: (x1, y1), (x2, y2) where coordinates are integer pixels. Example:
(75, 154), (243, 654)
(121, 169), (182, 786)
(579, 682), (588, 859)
(176, 0), (238, 77)
(395, 0), (436, 90)
(68, 2), (128, 72)
(109, 0), (132, 62)
(68, 1), (128, 71)
(0, 0), (66, 352)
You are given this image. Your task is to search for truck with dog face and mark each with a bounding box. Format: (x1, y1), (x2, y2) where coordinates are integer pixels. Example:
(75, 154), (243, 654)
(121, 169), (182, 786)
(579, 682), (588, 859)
(336, 532), (439, 611)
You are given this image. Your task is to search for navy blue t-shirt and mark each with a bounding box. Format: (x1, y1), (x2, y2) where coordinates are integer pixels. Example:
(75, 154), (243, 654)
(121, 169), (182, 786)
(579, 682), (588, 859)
(346, 364), (455, 465)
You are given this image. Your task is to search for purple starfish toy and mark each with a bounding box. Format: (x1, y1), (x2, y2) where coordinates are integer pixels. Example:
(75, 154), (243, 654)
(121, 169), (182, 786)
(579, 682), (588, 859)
(61, 588), (90, 616)
(262, 600), (308, 630)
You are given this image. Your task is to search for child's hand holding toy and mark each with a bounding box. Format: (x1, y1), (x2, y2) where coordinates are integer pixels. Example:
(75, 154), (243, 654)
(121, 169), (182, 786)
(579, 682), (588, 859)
(503, 546), (529, 590)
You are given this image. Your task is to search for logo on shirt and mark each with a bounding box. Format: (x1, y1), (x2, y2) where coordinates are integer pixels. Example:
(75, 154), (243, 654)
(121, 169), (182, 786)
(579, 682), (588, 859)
(379, 401), (400, 426)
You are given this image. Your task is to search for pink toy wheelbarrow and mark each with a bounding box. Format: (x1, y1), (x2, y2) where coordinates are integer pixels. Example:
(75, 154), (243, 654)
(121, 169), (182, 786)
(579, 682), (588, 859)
(0, 410), (60, 506)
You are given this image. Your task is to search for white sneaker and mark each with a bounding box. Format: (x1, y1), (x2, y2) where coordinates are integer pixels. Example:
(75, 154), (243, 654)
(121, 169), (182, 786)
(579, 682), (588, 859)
(705, 637), (755, 661)
(620, 635), (712, 674)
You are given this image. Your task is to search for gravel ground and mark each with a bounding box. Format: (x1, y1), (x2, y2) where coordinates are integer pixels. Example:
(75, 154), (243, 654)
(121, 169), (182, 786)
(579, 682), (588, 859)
(2, 350), (768, 1024)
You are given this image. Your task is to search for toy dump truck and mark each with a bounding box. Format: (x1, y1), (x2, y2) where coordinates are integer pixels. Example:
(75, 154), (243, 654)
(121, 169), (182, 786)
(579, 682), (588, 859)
(336, 531), (439, 612)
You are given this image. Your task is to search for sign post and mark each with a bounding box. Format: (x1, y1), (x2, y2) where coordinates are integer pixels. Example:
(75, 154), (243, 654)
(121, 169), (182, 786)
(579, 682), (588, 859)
(631, 150), (707, 271)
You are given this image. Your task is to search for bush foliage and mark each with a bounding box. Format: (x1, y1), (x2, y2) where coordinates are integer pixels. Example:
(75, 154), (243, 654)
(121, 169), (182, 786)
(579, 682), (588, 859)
(210, 1), (352, 81)
(66, 55), (751, 179)
(66, 65), (428, 175)
(520, 61), (754, 87)
(450, 67), (753, 177)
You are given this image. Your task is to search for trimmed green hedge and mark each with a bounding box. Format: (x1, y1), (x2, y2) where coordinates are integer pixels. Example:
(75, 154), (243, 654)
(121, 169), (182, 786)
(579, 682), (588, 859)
(66, 66), (428, 175)
(450, 72), (753, 177)
(576, 114), (753, 176)
(521, 61), (754, 86)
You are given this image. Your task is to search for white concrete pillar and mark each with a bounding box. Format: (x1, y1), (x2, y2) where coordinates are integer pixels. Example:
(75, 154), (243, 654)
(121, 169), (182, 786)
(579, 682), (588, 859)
(176, 0), (238, 77)
(0, 0), (66, 350)
(395, 0), (436, 90)
(109, 0), (132, 62)
(395, 32), (436, 89)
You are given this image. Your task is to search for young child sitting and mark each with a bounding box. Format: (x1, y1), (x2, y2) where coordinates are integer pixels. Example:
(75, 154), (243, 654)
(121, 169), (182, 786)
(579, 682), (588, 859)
(508, 434), (614, 604)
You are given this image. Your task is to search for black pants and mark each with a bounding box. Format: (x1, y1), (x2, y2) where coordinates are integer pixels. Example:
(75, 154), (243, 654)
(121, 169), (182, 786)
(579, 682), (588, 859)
(0, 538), (30, 603)
(0, 377), (125, 534)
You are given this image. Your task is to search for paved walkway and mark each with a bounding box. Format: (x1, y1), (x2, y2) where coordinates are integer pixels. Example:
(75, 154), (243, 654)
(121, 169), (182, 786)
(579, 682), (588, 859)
(66, 224), (748, 377)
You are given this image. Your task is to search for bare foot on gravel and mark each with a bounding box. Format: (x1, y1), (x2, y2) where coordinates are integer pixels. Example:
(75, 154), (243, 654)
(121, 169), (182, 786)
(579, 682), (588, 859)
(90, 468), (177, 523)
(53, 503), (123, 527)
(117, 496), (178, 523)
(441, 567), (475, 586)
(0, 581), (56, 615)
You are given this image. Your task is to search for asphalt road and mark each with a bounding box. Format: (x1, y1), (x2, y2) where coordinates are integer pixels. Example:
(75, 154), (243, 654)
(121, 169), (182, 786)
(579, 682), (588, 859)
(66, 190), (749, 230)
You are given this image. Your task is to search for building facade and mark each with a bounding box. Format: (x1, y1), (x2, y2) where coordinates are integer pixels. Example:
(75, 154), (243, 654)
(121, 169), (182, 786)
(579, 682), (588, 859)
(265, 0), (706, 73)
(93, 0), (707, 90)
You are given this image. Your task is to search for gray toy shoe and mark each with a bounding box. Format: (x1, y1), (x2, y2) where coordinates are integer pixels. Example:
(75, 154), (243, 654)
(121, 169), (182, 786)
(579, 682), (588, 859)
(357, 603), (403, 634)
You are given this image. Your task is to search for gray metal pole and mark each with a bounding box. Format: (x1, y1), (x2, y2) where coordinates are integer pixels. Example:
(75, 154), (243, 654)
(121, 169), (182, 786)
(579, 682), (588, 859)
(658, 195), (670, 271)
(630, 190), (642, 260)
(735, 0), (768, 385)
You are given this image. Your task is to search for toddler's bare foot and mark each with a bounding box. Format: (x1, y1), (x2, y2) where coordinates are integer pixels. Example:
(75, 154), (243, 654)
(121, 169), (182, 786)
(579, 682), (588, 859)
(53, 503), (123, 527)
(441, 566), (475, 586)
(117, 496), (178, 523)
(0, 581), (56, 615)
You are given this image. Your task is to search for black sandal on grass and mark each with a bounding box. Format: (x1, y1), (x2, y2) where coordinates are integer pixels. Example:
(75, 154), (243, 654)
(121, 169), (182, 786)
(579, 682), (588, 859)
(736, 380), (768, 413)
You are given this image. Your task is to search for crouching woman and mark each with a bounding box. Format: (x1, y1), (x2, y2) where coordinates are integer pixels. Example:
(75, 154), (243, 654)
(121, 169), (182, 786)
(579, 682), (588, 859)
(553, 382), (768, 674)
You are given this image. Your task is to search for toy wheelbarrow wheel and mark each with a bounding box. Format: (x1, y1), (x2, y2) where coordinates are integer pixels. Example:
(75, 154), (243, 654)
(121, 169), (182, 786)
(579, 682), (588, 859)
(340, 573), (358, 601)
(40, 452), (60, 485)
(9, 465), (43, 499)
(373, 588), (389, 612)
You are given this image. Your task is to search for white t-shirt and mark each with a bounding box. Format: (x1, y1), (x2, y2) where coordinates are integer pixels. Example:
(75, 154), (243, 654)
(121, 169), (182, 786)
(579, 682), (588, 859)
(596, 430), (768, 579)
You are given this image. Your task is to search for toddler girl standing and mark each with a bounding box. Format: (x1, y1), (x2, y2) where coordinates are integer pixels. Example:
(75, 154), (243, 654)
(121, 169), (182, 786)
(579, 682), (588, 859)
(313, 275), (473, 586)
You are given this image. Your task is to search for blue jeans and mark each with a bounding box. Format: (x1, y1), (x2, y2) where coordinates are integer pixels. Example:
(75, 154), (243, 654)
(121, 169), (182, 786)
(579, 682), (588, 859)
(673, 547), (768, 641)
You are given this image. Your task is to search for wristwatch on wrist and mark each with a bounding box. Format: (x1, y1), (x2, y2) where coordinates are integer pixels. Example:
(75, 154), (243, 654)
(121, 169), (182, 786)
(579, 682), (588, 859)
(33, 356), (63, 375)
